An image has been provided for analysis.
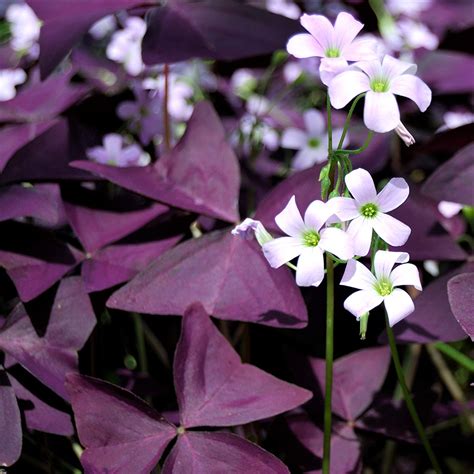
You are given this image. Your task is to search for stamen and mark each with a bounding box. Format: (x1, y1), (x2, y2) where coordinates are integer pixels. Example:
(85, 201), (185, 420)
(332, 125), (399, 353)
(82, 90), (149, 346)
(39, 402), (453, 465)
(325, 47), (340, 58)
(303, 230), (320, 247)
(307, 137), (321, 148)
(360, 203), (378, 219)
(370, 78), (389, 93)
(374, 278), (393, 296)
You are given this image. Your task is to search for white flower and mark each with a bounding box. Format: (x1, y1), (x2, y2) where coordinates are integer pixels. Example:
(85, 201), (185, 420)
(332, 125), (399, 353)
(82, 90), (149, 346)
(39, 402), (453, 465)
(341, 250), (422, 326)
(106, 17), (146, 76)
(329, 168), (411, 256)
(232, 218), (273, 246)
(0, 69), (27, 101)
(281, 109), (347, 170)
(89, 15), (117, 40)
(262, 196), (354, 287)
(6, 3), (41, 56)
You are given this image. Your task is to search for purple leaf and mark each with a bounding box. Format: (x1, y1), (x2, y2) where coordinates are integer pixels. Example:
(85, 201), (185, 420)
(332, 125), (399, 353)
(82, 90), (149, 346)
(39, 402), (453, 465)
(142, 0), (299, 64)
(448, 273), (474, 341)
(64, 202), (169, 253)
(0, 372), (22, 467)
(82, 238), (182, 293)
(388, 262), (474, 343)
(0, 277), (95, 399)
(309, 347), (390, 421)
(162, 431), (290, 474)
(0, 184), (65, 226)
(287, 415), (361, 474)
(0, 224), (84, 301)
(65, 373), (177, 474)
(26, 0), (151, 78)
(0, 71), (90, 122)
(390, 190), (466, 261)
(174, 303), (312, 428)
(107, 230), (308, 328)
(73, 101), (240, 222)
(422, 143), (474, 206)
(0, 121), (57, 172)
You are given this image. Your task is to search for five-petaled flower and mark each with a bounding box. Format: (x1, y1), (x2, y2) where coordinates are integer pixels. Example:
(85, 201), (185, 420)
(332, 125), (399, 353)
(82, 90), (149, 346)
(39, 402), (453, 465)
(329, 168), (411, 256)
(262, 196), (354, 287)
(341, 250), (422, 326)
(281, 109), (347, 170)
(287, 12), (378, 85)
(328, 55), (432, 133)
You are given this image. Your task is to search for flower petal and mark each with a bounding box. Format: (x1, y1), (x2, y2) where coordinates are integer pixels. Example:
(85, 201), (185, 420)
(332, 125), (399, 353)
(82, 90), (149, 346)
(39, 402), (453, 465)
(327, 197), (359, 221)
(390, 74), (432, 112)
(328, 70), (370, 109)
(295, 246), (325, 287)
(275, 195), (305, 237)
(384, 288), (414, 326)
(287, 33), (324, 58)
(373, 250), (409, 280)
(303, 109), (325, 137)
(334, 12), (364, 50)
(344, 289), (383, 318)
(319, 57), (349, 86)
(342, 37), (378, 61)
(292, 147), (326, 170)
(355, 59), (382, 80)
(319, 227), (354, 260)
(304, 200), (331, 231)
(341, 259), (377, 290)
(281, 128), (308, 149)
(372, 213), (411, 247)
(382, 55), (417, 79)
(347, 216), (373, 256)
(104, 134), (123, 155)
(345, 168), (377, 204)
(390, 263), (422, 290)
(262, 236), (304, 268)
(364, 91), (400, 133)
(376, 177), (409, 212)
(300, 14), (334, 51)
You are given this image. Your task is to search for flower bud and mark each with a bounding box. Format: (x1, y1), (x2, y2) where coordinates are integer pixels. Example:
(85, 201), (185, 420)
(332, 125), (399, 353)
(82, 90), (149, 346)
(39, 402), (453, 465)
(394, 122), (415, 147)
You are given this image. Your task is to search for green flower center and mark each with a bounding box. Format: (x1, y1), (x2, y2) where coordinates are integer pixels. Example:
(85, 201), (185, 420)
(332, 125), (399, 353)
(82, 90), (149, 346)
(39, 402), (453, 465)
(307, 137), (321, 148)
(360, 202), (378, 219)
(325, 47), (340, 58)
(303, 230), (320, 247)
(370, 78), (390, 93)
(374, 278), (393, 296)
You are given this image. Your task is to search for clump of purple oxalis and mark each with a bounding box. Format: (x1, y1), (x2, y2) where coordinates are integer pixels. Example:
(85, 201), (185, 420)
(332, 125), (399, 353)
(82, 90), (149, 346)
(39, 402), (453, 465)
(0, 1), (472, 473)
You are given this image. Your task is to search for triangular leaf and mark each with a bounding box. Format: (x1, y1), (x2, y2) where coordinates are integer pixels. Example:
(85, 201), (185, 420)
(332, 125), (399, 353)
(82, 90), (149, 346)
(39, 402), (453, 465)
(448, 272), (474, 341)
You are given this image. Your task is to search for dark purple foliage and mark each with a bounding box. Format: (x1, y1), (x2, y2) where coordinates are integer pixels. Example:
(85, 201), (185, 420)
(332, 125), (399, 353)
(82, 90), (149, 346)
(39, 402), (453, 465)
(447, 272), (474, 340)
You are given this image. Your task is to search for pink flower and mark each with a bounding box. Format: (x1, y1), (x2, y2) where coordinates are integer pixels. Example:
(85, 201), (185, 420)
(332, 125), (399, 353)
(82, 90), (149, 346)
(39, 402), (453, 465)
(329, 168), (411, 256)
(262, 196), (354, 287)
(286, 12), (378, 85)
(281, 109), (347, 170)
(0, 69), (27, 101)
(341, 250), (422, 326)
(329, 55), (432, 133)
(86, 134), (150, 167)
(232, 218), (273, 245)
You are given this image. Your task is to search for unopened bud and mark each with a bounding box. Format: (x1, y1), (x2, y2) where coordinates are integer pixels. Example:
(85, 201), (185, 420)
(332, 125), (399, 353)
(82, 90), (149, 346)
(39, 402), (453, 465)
(394, 122), (415, 147)
(359, 312), (369, 340)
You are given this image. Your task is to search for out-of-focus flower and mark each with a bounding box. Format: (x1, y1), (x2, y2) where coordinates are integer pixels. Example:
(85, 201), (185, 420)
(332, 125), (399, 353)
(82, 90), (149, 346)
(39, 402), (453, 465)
(394, 121), (415, 146)
(106, 17), (146, 76)
(439, 111), (474, 131)
(397, 19), (438, 50)
(341, 250), (422, 326)
(117, 86), (163, 145)
(6, 3), (41, 57)
(230, 68), (259, 98)
(89, 15), (117, 39)
(142, 73), (194, 121)
(246, 94), (272, 117)
(386, 0), (431, 18)
(239, 115), (279, 152)
(438, 201), (463, 218)
(232, 218), (273, 246)
(266, 0), (301, 19)
(329, 55), (431, 133)
(262, 196), (354, 287)
(287, 12), (378, 85)
(329, 168), (411, 256)
(0, 68), (27, 101)
(86, 133), (150, 167)
(281, 109), (347, 170)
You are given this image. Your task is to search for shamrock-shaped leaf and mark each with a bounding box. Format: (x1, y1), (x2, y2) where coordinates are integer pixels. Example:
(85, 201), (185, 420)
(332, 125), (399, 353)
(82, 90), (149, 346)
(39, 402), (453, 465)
(448, 272), (474, 340)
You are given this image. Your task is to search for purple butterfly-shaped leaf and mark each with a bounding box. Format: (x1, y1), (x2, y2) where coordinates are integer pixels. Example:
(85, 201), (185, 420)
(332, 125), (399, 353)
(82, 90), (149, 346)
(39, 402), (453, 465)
(142, 0), (300, 64)
(422, 142), (474, 206)
(108, 230), (308, 328)
(448, 272), (474, 341)
(72, 101), (240, 223)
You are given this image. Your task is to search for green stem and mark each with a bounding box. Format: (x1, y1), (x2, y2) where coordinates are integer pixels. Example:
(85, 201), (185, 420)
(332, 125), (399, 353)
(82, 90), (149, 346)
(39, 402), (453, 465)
(132, 313), (148, 374)
(337, 93), (366, 150)
(322, 255), (334, 474)
(339, 130), (374, 155)
(326, 94), (333, 157)
(434, 342), (474, 372)
(385, 315), (442, 473)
